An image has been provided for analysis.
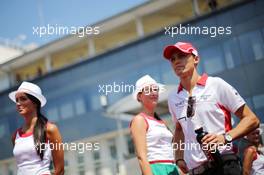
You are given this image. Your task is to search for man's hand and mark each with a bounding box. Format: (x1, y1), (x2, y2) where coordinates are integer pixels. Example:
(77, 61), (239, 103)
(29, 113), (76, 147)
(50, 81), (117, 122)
(176, 160), (189, 174)
(202, 133), (225, 144)
(201, 134), (225, 151)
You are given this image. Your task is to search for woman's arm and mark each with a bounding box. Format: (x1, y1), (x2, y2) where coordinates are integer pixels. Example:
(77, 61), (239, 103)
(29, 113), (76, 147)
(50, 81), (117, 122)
(130, 115), (153, 175)
(243, 146), (256, 175)
(47, 123), (64, 175)
(173, 122), (188, 174)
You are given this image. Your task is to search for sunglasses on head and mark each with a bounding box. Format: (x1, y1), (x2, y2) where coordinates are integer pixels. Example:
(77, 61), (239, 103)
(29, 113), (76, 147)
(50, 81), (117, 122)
(187, 96), (196, 118)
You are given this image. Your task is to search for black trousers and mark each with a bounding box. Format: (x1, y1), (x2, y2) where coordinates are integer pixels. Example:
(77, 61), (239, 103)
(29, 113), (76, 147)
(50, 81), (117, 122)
(200, 155), (242, 175)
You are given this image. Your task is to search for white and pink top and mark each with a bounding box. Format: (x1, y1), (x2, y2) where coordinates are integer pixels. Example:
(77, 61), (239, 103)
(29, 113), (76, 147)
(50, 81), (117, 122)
(247, 147), (264, 175)
(130, 112), (174, 164)
(13, 128), (52, 175)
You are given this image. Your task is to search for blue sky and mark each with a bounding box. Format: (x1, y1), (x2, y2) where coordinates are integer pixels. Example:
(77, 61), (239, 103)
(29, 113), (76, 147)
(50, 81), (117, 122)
(0, 0), (148, 47)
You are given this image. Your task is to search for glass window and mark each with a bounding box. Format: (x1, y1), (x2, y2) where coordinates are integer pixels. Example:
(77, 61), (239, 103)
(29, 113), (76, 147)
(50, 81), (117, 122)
(155, 35), (175, 54)
(231, 3), (255, 25)
(161, 62), (179, 84)
(63, 151), (69, 175)
(77, 153), (85, 164)
(94, 163), (101, 175)
(109, 71), (139, 97)
(75, 98), (86, 115)
(64, 152), (69, 167)
(139, 63), (161, 83)
(93, 150), (100, 161)
(255, 108), (264, 123)
(90, 93), (101, 110)
(126, 134), (135, 155)
(78, 170), (85, 175)
(196, 59), (204, 75)
(252, 41), (264, 60)
(238, 30), (264, 63)
(8, 170), (13, 175)
(101, 47), (137, 70)
(76, 149), (85, 174)
(245, 97), (254, 111)
(46, 107), (59, 121)
(137, 38), (157, 61)
(263, 27), (264, 41)
(199, 45), (226, 74)
(105, 80), (127, 105)
(224, 47), (234, 69)
(60, 102), (74, 119)
(0, 73), (10, 92)
(252, 94), (264, 109)
(216, 11), (233, 27)
(7, 163), (14, 175)
(0, 124), (5, 138)
(108, 138), (117, 160)
(222, 38), (242, 69)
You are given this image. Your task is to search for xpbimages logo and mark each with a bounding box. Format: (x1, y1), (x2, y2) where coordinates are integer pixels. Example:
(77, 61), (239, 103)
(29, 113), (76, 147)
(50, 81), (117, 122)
(35, 141), (100, 154)
(165, 24), (232, 38)
(32, 24), (100, 38)
(98, 82), (166, 96)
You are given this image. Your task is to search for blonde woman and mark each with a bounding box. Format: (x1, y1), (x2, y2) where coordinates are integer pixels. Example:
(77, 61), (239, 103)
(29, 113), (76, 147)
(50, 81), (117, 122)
(130, 75), (181, 175)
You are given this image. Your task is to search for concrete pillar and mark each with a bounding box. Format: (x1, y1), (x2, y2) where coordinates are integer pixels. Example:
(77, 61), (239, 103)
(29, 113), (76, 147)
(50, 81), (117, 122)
(67, 150), (78, 175)
(84, 144), (94, 175)
(100, 140), (114, 175)
(116, 117), (127, 175)
(192, 0), (201, 16)
(45, 55), (52, 72)
(135, 17), (144, 37)
(88, 38), (96, 57)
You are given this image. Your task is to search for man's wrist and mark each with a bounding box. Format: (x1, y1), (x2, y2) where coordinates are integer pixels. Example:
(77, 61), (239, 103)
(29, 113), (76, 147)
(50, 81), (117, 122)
(175, 158), (185, 165)
(223, 133), (233, 144)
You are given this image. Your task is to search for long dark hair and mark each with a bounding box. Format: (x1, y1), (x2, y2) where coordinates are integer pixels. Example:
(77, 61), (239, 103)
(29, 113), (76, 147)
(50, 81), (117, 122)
(154, 112), (162, 121)
(26, 93), (48, 160)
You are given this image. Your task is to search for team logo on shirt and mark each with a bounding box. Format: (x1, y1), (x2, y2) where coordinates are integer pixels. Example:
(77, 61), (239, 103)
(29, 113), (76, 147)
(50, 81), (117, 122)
(174, 100), (185, 107)
(199, 94), (211, 101)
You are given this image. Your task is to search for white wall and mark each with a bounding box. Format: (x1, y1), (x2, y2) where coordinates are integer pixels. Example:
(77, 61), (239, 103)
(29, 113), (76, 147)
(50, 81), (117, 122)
(0, 72), (10, 92)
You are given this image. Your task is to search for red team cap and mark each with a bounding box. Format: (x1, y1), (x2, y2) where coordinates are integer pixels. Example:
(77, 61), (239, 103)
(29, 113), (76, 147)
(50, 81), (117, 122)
(163, 42), (198, 60)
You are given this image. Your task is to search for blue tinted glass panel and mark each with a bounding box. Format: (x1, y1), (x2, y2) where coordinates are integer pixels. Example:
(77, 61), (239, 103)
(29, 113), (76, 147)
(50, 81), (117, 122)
(222, 38), (242, 69)
(238, 30), (264, 63)
(0, 123), (6, 138)
(139, 63), (161, 82)
(160, 62), (179, 84)
(199, 45), (226, 74)
(46, 107), (59, 122)
(75, 98), (86, 115)
(60, 102), (74, 119)
(231, 3), (255, 25)
(252, 94), (264, 109)
(244, 97), (254, 111)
